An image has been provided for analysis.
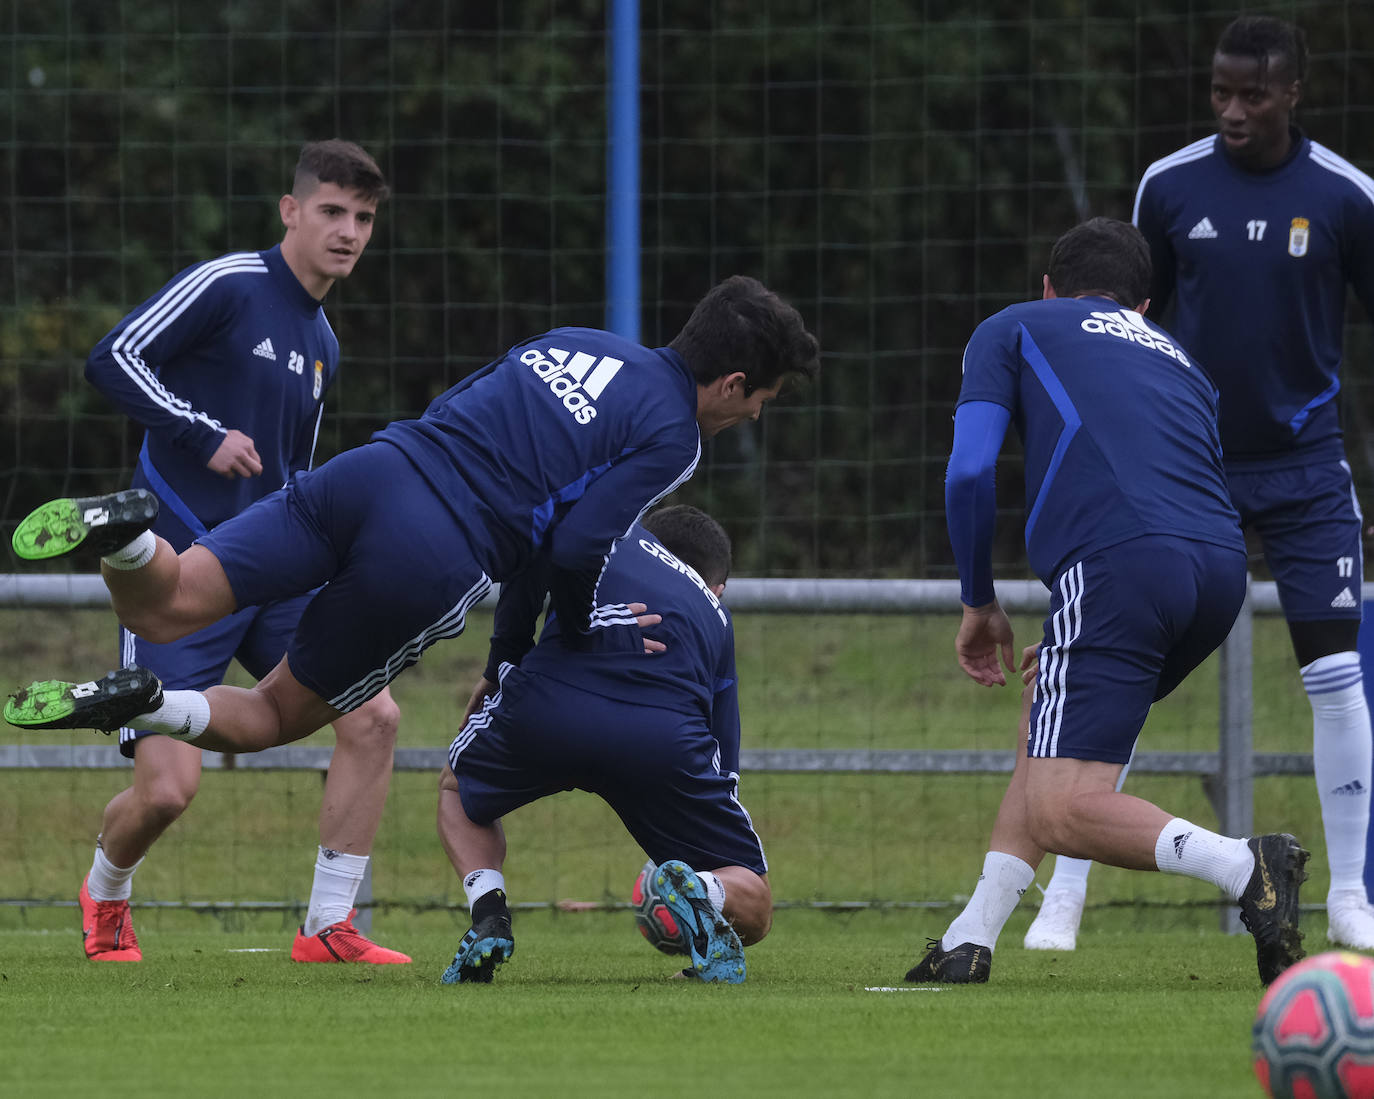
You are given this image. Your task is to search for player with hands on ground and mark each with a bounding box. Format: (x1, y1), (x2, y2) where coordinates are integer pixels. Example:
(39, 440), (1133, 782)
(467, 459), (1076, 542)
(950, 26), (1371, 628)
(909, 217), (1308, 988)
(438, 505), (770, 984)
(1029, 14), (1374, 956)
(6, 277), (818, 809)
(43, 139), (406, 965)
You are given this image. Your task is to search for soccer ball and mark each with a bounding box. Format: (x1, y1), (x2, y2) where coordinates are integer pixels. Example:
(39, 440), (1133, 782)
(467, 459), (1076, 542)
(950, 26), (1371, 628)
(1253, 951), (1374, 1098)
(631, 861), (687, 956)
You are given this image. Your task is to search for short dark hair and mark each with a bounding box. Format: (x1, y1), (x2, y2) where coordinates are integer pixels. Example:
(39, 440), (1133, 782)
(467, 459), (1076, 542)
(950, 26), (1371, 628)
(293, 140), (389, 204)
(1047, 218), (1151, 307)
(1216, 15), (1307, 86)
(668, 275), (820, 393)
(640, 504), (732, 588)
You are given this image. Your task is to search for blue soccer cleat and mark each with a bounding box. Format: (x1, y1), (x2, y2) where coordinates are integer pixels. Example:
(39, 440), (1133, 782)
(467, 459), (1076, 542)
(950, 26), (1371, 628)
(652, 859), (746, 984)
(441, 889), (514, 984)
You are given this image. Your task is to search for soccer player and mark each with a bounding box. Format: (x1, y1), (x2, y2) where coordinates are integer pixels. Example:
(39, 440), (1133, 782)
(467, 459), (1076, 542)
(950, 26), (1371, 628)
(908, 217), (1308, 987)
(6, 279), (818, 801)
(1028, 14), (1374, 954)
(437, 504), (769, 985)
(63, 140), (408, 965)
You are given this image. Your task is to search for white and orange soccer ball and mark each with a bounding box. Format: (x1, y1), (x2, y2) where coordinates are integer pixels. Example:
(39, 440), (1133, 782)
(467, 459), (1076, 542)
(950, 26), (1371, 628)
(631, 861), (688, 956)
(1253, 951), (1374, 1098)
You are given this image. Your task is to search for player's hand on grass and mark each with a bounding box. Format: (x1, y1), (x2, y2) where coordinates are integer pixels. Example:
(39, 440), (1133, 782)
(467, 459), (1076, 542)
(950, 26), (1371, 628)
(208, 429), (263, 479)
(955, 600), (1015, 686)
(629, 603), (666, 653)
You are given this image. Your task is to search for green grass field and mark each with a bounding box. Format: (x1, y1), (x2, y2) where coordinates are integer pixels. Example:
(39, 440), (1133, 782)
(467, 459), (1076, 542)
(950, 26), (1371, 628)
(3, 909), (1276, 1098)
(0, 602), (1340, 1095)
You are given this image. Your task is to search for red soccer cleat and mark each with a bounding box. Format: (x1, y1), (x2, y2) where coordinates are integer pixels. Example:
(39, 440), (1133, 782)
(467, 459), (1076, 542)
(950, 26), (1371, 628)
(79, 876), (142, 962)
(291, 910), (411, 964)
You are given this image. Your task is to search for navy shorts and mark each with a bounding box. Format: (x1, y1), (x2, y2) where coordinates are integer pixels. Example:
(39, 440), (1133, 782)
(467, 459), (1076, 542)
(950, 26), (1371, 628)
(199, 442), (492, 712)
(116, 595), (309, 757)
(1029, 535), (1247, 764)
(449, 665), (768, 875)
(1227, 458), (1364, 622)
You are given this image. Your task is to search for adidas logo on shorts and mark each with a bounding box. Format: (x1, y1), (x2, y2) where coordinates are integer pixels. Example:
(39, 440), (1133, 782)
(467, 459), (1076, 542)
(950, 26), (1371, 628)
(1331, 587), (1358, 610)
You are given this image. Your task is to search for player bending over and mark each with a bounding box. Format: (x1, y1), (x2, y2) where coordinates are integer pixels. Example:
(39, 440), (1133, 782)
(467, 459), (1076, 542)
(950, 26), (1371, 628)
(5, 277), (818, 793)
(438, 505), (770, 984)
(911, 217), (1308, 988)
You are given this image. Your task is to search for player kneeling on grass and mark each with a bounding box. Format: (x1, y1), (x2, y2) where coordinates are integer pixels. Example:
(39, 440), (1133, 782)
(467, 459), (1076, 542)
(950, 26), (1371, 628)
(911, 217), (1309, 989)
(437, 505), (771, 984)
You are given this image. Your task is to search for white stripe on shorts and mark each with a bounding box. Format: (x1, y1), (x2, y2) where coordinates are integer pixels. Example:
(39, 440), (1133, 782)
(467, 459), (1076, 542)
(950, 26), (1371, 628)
(331, 572), (493, 712)
(1032, 561), (1085, 758)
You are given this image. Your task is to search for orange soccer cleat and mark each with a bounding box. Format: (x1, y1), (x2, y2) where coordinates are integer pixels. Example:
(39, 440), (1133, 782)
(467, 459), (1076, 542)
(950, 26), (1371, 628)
(291, 910), (411, 964)
(79, 876), (142, 962)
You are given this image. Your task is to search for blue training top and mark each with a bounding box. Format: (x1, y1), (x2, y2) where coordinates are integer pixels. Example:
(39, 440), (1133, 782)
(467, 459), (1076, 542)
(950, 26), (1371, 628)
(86, 244), (338, 544)
(1134, 131), (1374, 465)
(374, 327), (702, 630)
(948, 296), (1244, 606)
(492, 521), (741, 774)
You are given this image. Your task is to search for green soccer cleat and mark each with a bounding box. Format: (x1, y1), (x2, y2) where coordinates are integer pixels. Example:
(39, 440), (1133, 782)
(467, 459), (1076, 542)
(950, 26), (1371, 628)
(11, 490), (159, 561)
(5, 668), (164, 733)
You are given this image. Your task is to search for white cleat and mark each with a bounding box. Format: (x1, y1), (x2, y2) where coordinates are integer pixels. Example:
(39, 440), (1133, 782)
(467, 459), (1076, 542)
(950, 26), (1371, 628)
(1023, 888), (1085, 951)
(1327, 890), (1374, 950)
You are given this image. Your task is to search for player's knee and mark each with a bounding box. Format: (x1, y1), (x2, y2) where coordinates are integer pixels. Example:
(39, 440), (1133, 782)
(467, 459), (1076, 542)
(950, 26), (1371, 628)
(337, 692), (401, 752)
(140, 775), (197, 823)
(727, 872), (772, 946)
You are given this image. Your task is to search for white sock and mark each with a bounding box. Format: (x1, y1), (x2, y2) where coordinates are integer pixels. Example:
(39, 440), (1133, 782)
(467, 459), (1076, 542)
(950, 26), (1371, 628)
(101, 531), (156, 570)
(462, 868), (506, 909)
(1042, 856), (1091, 899)
(87, 842), (142, 902)
(1041, 751), (1133, 898)
(1154, 817), (1254, 899)
(135, 691), (211, 740)
(1302, 653), (1373, 896)
(697, 871), (726, 915)
(304, 847), (367, 936)
(942, 851), (1035, 951)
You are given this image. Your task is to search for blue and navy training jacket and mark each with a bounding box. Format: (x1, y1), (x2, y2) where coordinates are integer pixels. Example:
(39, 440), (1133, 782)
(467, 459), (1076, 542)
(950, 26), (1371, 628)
(491, 522), (741, 771)
(947, 297), (1244, 604)
(1134, 131), (1374, 465)
(86, 244), (338, 546)
(374, 327), (701, 631)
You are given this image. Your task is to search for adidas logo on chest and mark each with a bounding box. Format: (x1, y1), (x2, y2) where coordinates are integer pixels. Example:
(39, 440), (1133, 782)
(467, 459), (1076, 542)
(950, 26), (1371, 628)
(253, 337), (277, 360)
(1187, 217), (1218, 240)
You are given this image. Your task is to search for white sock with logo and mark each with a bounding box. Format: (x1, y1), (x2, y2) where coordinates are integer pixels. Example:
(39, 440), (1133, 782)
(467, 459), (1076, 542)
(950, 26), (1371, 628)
(1302, 653), (1373, 897)
(1153, 817), (1253, 899)
(463, 868), (507, 909)
(134, 691), (211, 740)
(942, 851), (1035, 951)
(697, 871), (726, 915)
(87, 842), (143, 902)
(304, 847), (368, 936)
(101, 531), (156, 571)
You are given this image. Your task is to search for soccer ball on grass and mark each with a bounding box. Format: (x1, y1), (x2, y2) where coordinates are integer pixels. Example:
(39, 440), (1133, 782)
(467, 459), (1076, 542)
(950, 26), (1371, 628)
(631, 861), (688, 956)
(1252, 950), (1374, 1098)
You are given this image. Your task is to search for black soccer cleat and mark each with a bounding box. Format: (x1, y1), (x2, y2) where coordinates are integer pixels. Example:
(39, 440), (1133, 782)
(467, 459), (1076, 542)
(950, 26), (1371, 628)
(11, 489), (159, 561)
(441, 889), (515, 984)
(4, 667), (164, 733)
(1238, 832), (1309, 986)
(904, 938), (991, 984)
